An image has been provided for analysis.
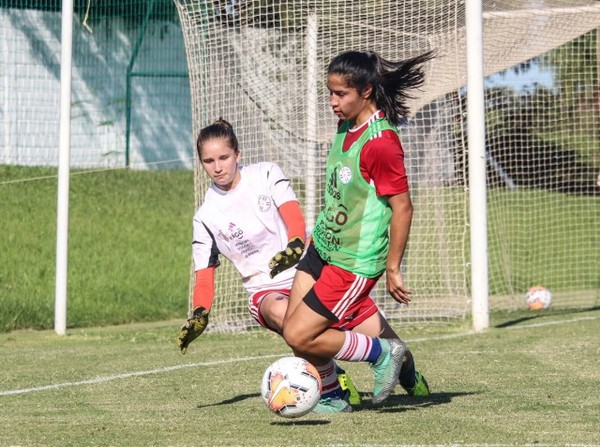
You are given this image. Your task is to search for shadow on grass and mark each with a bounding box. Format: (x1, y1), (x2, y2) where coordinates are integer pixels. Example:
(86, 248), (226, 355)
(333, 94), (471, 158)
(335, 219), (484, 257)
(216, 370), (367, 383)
(494, 305), (600, 329)
(270, 419), (331, 426)
(196, 390), (471, 418)
(196, 392), (332, 425)
(356, 391), (477, 413)
(196, 392), (260, 409)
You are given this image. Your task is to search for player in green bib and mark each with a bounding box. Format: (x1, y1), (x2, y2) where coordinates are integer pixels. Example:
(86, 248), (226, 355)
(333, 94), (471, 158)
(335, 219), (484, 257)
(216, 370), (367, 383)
(312, 118), (399, 278)
(283, 50), (434, 410)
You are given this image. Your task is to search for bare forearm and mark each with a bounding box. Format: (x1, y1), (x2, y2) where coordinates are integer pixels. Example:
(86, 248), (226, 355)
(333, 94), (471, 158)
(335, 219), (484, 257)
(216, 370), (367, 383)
(385, 192), (413, 304)
(386, 193), (413, 274)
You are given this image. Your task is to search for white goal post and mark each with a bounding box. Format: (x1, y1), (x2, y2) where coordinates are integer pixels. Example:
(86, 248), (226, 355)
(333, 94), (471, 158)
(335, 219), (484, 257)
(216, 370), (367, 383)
(174, 0), (600, 332)
(54, 0), (74, 336)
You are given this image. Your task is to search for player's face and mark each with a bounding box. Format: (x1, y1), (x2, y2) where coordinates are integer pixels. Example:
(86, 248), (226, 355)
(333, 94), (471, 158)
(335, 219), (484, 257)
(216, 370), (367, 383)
(200, 137), (241, 190)
(327, 73), (376, 127)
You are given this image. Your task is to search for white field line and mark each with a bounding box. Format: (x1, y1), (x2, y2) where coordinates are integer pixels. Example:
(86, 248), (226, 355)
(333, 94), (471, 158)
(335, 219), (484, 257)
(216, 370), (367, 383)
(503, 315), (599, 329)
(0, 354), (282, 397)
(1, 315), (598, 397)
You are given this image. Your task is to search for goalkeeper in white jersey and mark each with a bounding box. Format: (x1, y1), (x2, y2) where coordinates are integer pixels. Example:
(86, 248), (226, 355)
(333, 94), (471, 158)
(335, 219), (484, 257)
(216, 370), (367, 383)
(176, 118), (359, 413)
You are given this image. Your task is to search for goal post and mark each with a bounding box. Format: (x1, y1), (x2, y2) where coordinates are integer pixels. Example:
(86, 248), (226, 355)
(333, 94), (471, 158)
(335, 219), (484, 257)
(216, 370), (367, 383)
(304, 12), (318, 233)
(174, 0), (600, 332)
(466, 0), (490, 332)
(54, 0), (74, 336)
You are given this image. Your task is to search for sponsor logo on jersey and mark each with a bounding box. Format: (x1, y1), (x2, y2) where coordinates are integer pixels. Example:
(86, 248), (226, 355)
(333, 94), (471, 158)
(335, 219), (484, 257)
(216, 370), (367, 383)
(228, 222), (244, 239)
(257, 195), (272, 212)
(339, 166), (352, 185)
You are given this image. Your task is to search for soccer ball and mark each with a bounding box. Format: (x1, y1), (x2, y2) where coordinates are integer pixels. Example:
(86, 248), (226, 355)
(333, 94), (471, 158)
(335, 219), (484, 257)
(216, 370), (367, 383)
(525, 285), (552, 310)
(261, 356), (322, 418)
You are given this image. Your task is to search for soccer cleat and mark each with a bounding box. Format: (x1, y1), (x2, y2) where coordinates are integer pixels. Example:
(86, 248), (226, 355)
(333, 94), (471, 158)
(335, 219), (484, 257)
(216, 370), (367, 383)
(371, 338), (406, 404)
(312, 393), (353, 414)
(337, 371), (361, 406)
(402, 371), (430, 396)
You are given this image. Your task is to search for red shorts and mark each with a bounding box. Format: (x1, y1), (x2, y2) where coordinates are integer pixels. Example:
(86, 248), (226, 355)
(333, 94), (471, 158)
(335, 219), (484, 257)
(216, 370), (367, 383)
(297, 243), (380, 329)
(249, 288), (290, 332)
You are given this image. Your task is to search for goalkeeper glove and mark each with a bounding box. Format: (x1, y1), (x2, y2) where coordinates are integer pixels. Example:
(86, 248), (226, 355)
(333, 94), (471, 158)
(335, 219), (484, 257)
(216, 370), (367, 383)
(268, 236), (304, 279)
(177, 306), (210, 354)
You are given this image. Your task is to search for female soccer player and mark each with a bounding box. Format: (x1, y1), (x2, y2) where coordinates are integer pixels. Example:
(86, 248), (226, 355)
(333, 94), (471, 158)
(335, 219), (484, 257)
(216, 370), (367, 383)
(176, 119), (359, 413)
(282, 50), (434, 405)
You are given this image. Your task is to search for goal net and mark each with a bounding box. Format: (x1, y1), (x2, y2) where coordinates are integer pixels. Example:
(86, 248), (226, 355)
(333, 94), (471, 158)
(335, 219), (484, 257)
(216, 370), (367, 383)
(174, 0), (600, 331)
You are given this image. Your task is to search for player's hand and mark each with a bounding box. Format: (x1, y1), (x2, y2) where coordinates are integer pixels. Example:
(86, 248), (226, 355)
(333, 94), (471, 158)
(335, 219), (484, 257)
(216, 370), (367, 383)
(177, 306), (210, 354)
(268, 237), (304, 278)
(386, 270), (412, 305)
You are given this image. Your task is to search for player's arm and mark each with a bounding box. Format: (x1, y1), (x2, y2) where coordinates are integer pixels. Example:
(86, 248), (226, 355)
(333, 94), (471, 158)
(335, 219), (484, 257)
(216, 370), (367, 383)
(178, 217), (220, 354)
(268, 200), (306, 278)
(177, 267), (215, 354)
(385, 191), (413, 305)
(362, 130), (412, 304)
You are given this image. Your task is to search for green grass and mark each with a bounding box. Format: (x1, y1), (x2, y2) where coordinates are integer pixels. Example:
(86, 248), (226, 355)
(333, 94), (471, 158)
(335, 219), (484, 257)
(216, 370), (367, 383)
(0, 166), (195, 331)
(1, 307), (599, 446)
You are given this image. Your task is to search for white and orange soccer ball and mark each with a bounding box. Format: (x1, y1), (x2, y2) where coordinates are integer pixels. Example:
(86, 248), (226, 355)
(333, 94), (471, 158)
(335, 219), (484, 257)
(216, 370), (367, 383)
(261, 356), (322, 418)
(525, 285), (552, 310)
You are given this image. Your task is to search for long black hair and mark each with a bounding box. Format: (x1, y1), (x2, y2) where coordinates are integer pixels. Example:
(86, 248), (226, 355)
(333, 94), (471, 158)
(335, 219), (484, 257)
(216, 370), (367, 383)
(196, 118), (239, 158)
(327, 50), (434, 126)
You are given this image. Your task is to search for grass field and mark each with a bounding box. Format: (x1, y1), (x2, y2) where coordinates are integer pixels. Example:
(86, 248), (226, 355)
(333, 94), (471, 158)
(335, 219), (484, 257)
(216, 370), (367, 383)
(0, 166), (194, 332)
(1, 307), (599, 446)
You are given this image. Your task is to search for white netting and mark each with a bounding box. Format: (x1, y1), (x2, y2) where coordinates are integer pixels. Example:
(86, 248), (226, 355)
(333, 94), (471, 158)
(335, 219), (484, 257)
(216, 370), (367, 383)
(174, 0), (600, 331)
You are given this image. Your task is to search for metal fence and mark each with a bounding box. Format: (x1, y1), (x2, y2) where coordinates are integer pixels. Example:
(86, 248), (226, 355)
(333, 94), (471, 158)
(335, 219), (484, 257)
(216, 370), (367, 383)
(1, 0), (192, 170)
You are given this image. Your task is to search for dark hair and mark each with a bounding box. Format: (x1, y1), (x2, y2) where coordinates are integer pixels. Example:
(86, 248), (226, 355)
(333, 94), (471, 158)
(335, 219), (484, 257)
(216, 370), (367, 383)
(196, 118), (239, 158)
(327, 50), (435, 126)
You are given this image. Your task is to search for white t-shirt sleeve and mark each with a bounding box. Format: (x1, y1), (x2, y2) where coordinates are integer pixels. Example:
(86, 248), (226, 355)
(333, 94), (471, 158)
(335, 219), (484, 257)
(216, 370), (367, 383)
(192, 209), (221, 271)
(264, 162), (299, 208)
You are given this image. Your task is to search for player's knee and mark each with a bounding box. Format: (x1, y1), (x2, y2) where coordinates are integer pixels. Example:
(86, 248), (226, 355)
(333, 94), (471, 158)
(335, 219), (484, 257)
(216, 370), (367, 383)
(262, 302), (286, 333)
(282, 324), (309, 352)
(281, 324), (297, 348)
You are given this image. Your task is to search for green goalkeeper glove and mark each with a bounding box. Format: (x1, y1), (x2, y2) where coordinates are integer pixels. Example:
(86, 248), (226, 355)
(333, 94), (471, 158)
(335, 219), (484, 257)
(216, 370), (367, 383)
(177, 306), (210, 354)
(268, 237), (304, 279)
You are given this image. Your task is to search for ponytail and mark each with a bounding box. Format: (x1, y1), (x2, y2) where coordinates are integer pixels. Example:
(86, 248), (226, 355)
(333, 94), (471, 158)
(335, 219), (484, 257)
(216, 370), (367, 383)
(328, 50), (435, 126)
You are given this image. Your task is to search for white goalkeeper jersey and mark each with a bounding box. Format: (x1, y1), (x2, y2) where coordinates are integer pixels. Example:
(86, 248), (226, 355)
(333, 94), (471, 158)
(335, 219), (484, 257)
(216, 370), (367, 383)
(192, 162), (298, 295)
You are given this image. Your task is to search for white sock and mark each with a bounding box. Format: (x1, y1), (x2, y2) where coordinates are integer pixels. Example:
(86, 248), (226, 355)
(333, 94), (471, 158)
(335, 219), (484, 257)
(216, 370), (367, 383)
(335, 331), (374, 362)
(315, 360), (341, 396)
